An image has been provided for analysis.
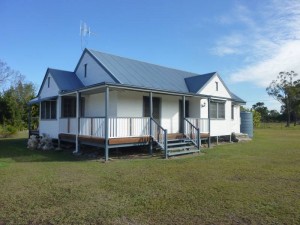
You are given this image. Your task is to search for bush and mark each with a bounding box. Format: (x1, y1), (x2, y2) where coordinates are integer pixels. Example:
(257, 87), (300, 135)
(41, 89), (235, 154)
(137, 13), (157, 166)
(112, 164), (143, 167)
(252, 110), (261, 128)
(0, 125), (18, 138)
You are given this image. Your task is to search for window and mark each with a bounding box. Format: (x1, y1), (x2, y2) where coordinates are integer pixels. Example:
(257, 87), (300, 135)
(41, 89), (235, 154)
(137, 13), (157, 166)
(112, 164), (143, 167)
(215, 81), (218, 91)
(210, 101), (225, 119)
(231, 104), (235, 120)
(61, 97), (85, 118)
(47, 77), (50, 88)
(62, 97), (76, 117)
(41, 100), (57, 119)
(84, 64), (87, 77)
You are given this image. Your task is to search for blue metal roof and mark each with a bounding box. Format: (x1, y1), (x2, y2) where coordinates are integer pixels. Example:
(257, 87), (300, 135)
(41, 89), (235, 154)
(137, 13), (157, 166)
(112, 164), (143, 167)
(229, 91), (246, 103)
(35, 49), (245, 104)
(88, 49), (202, 93)
(87, 49), (245, 103)
(48, 68), (84, 92)
(184, 72), (216, 93)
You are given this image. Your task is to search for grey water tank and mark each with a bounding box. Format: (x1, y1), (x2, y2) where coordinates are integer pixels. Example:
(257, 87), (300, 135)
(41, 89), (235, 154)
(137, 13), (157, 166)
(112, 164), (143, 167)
(240, 112), (253, 138)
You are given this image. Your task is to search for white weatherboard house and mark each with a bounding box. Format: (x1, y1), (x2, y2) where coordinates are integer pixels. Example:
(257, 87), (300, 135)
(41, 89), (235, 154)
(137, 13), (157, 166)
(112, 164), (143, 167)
(28, 49), (245, 160)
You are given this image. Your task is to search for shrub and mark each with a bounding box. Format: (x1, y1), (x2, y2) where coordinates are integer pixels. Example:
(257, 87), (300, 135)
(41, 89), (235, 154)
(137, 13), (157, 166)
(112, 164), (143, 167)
(0, 125), (18, 138)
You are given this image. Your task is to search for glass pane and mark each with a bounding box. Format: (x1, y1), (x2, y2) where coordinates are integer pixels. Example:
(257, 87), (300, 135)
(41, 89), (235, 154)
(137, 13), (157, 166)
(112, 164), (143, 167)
(218, 103), (225, 119)
(46, 102), (50, 119)
(41, 102), (46, 119)
(210, 102), (217, 118)
(51, 101), (57, 119)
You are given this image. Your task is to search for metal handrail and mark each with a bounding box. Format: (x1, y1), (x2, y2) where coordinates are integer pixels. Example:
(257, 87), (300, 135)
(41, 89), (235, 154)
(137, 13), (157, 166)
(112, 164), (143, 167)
(150, 118), (168, 158)
(184, 118), (200, 149)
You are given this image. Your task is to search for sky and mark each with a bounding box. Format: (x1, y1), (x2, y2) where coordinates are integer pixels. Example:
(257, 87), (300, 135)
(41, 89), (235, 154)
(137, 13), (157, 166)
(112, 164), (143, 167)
(1, 0), (300, 111)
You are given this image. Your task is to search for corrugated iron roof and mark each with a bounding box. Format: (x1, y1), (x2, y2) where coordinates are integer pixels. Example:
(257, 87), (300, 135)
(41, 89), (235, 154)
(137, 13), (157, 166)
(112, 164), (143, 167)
(89, 49), (202, 93)
(184, 72), (216, 93)
(48, 68), (84, 92)
(88, 49), (245, 103)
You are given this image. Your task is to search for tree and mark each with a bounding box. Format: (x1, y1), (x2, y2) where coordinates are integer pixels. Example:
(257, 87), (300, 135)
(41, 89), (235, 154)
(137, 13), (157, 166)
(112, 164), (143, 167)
(266, 71), (299, 127)
(0, 60), (26, 90)
(0, 60), (13, 89)
(0, 81), (36, 129)
(252, 110), (261, 128)
(268, 109), (281, 122)
(252, 102), (269, 122)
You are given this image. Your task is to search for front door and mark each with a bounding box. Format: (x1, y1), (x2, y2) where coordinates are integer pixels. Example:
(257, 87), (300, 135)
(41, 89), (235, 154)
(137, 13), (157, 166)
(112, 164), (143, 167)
(179, 100), (189, 133)
(143, 96), (161, 123)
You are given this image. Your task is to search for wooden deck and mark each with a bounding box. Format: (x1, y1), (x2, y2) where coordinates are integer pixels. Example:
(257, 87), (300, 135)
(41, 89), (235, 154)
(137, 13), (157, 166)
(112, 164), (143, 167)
(59, 132), (209, 147)
(59, 133), (151, 146)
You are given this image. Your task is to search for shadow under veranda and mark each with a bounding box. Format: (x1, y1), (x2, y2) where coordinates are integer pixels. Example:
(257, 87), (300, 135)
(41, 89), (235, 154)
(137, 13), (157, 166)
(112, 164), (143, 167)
(0, 138), (80, 163)
(0, 138), (161, 163)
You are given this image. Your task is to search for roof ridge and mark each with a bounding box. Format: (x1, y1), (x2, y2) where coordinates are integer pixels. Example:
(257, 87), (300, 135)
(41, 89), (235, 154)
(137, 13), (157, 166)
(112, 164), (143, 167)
(48, 67), (74, 72)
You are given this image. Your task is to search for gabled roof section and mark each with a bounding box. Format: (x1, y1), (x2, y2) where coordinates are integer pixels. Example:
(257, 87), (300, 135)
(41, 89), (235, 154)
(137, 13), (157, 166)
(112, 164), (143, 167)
(37, 68), (84, 96)
(87, 49), (200, 93)
(49, 68), (84, 92)
(184, 72), (216, 93)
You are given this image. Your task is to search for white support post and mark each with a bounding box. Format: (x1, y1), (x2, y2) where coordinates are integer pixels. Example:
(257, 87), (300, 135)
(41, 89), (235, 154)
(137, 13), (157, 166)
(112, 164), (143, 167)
(57, 96), (61, 149)
(75, 92), (80, 153)
(149, 92), (153, 155)
(208, 97), (211, 148)
(105, 86), (109, 161)
(183, 95), (186, 135)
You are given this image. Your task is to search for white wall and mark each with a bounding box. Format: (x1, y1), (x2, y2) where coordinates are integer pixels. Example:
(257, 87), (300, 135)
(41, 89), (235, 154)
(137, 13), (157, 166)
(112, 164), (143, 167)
(210, 101), (241, 136)
(39, 120), (59, 139)
(116, 91), (144, 117)
(189, 98), (200, 118)
(83, 91), (117, 117)
(39, 73), (60, 98)
(75, 52), (116, 86)
(199, 75), (231, 98)
(82, 90), (181, 131)
(159, 95), (180, 133)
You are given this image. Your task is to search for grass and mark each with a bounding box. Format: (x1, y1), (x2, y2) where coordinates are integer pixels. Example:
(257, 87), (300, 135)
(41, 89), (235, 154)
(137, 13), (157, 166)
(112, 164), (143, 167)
(0, 128), (300, 225)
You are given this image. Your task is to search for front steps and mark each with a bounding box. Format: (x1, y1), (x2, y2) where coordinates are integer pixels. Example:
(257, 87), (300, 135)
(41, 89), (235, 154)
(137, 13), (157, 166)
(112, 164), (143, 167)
(160, 138), (200, 157)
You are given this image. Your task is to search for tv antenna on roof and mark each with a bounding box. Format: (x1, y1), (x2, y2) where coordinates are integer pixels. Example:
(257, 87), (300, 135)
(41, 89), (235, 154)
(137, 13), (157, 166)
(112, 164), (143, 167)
(80, 21), (95, 50)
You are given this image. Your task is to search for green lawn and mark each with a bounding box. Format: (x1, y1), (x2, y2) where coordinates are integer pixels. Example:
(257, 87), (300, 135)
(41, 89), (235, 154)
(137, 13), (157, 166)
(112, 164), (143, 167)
(0, 128), (300, 225)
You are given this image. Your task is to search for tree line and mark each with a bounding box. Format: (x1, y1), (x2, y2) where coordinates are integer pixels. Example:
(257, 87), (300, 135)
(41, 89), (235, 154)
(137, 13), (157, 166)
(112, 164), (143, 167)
(248, 71), (300, 127)
(0, 60), (37, 136)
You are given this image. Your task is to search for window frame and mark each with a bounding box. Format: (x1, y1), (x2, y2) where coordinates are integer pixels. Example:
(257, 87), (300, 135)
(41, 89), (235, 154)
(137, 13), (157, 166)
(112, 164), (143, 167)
(210, 100), (225, 120)
(61, 96), (85, 118)
(41, 100), (57, 120)
(84, 63), (87, 78)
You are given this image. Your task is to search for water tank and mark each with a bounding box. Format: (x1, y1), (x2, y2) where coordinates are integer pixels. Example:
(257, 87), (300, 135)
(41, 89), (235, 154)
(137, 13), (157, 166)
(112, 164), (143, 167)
(240, 112), (253, 138)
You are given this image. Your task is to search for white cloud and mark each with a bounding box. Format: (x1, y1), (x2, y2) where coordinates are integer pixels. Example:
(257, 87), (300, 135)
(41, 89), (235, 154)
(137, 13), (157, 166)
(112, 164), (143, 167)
(210, 33), (245, 56)
(211, 0), (300, 87)
(230, 40), (300, 87)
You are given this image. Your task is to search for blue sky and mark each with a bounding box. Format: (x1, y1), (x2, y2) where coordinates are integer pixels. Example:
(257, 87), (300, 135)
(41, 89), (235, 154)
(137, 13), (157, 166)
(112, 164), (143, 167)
(1, 0), (300, 111)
